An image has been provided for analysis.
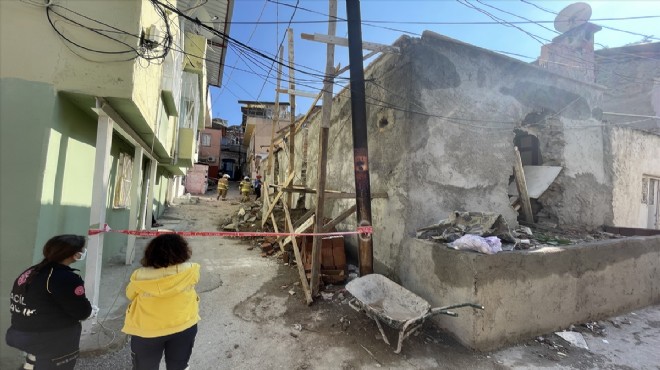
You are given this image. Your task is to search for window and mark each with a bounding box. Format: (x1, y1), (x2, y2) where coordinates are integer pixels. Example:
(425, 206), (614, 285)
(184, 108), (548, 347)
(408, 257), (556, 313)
(201, 133), (211, 146)
(113, 153), (133, 209)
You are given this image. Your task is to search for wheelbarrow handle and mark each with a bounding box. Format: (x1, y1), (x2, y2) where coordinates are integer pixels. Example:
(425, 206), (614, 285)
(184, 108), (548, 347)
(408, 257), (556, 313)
(430, 303), (484, 315)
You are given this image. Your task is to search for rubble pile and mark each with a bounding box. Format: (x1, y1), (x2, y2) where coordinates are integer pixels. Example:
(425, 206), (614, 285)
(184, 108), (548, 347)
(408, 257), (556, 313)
(417, 210), (625, 254)
(221, 200), (263, 233)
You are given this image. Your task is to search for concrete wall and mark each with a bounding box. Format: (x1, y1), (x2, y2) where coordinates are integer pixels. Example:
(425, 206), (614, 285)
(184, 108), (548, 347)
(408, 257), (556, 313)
(400, 237), (660, 351)
(609, 127), (660, 227)
(596, 43), (660, 133)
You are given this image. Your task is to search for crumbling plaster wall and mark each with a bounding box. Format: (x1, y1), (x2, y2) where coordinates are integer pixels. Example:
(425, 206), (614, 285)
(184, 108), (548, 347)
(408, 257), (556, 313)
(609, 127), (660, 227)
(274, 32), (614, 274)
(413, 31), (613, 229)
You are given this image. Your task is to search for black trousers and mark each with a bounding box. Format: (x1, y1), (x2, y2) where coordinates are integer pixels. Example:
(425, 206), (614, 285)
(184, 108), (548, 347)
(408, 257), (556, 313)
(5, 323), (81, 370)
(131, 324), (197, 370)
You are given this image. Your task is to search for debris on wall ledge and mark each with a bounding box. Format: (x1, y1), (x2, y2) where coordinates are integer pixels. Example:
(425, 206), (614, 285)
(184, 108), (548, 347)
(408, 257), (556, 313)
(416, 210), (627, 254)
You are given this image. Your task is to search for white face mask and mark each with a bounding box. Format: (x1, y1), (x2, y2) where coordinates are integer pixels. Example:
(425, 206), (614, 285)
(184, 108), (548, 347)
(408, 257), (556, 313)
(74, 248), (87, 261)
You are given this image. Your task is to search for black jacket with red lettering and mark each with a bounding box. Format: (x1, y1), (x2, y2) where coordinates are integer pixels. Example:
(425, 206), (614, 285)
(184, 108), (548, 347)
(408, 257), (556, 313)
(9, 263), (92, 332)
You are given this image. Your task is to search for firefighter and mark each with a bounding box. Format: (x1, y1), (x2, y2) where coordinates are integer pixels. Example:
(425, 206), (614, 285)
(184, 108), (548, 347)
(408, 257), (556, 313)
(239, 176), (252, 202)
(217, 174), (230, 201)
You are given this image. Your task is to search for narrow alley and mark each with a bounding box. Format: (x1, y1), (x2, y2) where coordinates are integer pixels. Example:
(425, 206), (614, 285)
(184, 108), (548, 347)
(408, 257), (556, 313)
(2, 1), (659, 369)
(74, 187), (660, 370)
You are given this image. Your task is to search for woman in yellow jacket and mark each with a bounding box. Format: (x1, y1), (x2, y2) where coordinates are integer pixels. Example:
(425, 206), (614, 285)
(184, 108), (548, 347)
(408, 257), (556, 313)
(122, 234), (200, 370)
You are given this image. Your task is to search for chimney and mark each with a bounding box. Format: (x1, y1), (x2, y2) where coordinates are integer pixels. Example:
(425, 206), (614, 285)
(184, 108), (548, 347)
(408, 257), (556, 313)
(537, 3), (601, 83)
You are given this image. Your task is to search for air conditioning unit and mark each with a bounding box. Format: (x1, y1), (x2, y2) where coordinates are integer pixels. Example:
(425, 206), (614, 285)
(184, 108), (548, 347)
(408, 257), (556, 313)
(207, 156), (215, 162)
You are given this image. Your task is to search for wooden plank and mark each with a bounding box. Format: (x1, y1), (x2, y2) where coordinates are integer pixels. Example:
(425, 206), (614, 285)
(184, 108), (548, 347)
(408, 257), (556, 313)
(262, 185), (280, 234)
(287, 28), (296, 210)
(293, 208), (316, 229)
(334, 50), (379, 76)
(262, 172), (295, 227)
(266, 47), (284, 177)
(280, 214), (315, 249)
(513, 147), (534, 224)
(326, 192), (389, 199)
(301, 33), (400, 54)
(311, 0), (338, 295)
(276, 88), (319, 99)
(280, 200), (314, 304)
(322, 204), (356, 233)
(269, 52), (379, 149)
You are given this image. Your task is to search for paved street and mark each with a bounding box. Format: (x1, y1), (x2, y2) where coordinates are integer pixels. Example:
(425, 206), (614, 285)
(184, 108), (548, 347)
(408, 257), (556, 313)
(72, 189), (660, 370)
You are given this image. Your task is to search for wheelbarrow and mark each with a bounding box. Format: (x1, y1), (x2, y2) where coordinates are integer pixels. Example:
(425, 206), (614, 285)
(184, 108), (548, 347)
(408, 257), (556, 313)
(346, 274), (484, 353)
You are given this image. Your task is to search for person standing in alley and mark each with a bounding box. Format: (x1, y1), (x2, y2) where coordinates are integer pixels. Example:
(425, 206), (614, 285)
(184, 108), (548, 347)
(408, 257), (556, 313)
(239, 176), (252, 203)
(253, 175), (262, 200)
(6, 234), (97, 370)
(217, 174), (230, 201)
(122, 234), (200, 370)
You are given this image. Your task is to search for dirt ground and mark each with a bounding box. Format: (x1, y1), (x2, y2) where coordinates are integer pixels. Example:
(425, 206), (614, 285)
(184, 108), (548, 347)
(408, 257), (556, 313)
(71, 186), (660, 370)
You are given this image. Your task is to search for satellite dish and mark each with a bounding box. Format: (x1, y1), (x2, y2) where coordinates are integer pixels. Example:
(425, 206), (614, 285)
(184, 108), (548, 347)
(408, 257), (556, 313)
(554, 2), (592, 33)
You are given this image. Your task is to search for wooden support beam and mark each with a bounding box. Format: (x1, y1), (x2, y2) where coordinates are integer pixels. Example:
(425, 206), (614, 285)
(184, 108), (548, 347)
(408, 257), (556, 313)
(269, 51), (379, 148)
(326, 192), (389, 199)
(262, 183), (281, 234)
(293, 208), (316, 229)
(276, 88), (319, 99)
(513, 147), (535, 224)
(301, 33), (399, 54)
(322, 204), (356, 233)
(267, 47), (284, 177)
(280, 199), (314, 305)
(311, 0), (338, 296)
(334, 50), (379, 76)
(262, 172), (295, 227)
(287, 28), (296, 210)
(280, 214), (315, 249)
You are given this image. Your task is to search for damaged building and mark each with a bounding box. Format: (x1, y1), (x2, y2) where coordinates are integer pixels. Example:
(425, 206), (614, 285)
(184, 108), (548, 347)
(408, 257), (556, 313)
(261, 12), (660, 350)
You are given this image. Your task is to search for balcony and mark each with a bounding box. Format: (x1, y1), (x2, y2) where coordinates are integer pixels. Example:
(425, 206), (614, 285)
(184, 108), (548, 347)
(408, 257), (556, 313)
(177, 128), (196, 168)
(183, 33), (207, 75)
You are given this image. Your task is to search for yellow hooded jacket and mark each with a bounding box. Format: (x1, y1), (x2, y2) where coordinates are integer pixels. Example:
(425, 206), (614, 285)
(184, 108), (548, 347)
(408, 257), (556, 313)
(122, 262), (200, 338)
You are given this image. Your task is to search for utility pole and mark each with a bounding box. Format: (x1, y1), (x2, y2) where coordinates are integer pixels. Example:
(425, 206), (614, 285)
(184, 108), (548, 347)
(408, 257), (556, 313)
(345, 0), (373, 276)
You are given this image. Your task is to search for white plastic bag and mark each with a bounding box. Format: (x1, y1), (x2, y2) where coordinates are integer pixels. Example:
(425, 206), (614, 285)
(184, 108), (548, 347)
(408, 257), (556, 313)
(448, 235), (502, 255)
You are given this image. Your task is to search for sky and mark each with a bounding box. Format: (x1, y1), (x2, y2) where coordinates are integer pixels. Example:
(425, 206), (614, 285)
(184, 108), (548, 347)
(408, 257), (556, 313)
(209, 0), (660, 126)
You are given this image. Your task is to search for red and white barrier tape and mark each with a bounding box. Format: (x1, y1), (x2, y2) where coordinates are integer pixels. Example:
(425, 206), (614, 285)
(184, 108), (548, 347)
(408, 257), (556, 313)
(88, 224), (373, 238)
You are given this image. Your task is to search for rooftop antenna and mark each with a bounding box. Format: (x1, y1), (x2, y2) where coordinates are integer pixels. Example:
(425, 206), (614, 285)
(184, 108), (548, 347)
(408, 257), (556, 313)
(554, 2), (592, 33)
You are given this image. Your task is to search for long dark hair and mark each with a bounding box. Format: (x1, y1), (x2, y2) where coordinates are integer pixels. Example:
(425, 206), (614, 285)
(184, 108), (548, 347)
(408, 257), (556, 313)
(19, 235), (86, 289)
(141, 234), (191, 268)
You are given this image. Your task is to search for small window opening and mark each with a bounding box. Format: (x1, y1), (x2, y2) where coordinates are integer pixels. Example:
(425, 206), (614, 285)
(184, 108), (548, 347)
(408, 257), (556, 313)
(514, 131), (542, 166)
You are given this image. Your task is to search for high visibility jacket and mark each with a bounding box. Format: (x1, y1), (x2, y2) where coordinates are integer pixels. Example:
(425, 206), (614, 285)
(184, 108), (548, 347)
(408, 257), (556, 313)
(240, 180), (251, 193)
(217, 178), (229, 190)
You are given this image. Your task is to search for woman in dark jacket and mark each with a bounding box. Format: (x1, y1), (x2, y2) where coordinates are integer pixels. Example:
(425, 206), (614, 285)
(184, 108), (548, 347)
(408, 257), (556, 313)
(6, 235), (96, 370)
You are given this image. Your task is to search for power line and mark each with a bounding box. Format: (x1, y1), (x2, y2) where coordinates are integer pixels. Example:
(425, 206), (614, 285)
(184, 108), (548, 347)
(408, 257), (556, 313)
(223, 15), (660, 26)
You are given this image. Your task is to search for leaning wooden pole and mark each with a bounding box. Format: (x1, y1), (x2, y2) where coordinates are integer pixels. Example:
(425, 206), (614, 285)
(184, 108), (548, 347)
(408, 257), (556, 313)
(310, 0), (338, 295)
(266, 46), (283, 180)
(287, 28), (296, 210)
(346, 0), (373, 276)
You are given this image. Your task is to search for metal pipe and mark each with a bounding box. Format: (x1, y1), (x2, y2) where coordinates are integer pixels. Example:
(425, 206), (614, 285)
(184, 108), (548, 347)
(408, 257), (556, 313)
(346, 0), (373, 276)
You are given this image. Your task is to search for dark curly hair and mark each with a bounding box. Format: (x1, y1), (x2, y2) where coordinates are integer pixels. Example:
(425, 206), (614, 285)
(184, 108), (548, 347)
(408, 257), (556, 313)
(140, 234), (191, 268)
